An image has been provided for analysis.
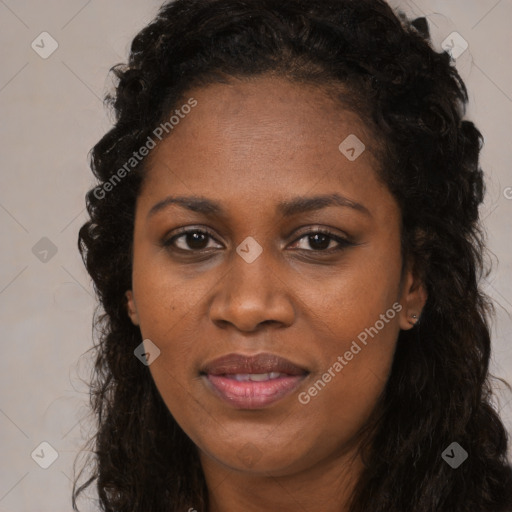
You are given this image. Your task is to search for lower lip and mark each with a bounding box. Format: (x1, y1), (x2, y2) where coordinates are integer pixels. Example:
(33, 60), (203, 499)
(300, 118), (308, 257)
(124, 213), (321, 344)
(203, 374), (307, 409)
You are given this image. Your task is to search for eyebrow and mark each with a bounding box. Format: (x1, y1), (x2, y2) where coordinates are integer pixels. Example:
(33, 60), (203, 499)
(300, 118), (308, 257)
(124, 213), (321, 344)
(147, 193), (371, 219)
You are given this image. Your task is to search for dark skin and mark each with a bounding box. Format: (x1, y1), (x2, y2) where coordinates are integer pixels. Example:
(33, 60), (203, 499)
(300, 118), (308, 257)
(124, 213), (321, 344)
(126, 76), (427, 512)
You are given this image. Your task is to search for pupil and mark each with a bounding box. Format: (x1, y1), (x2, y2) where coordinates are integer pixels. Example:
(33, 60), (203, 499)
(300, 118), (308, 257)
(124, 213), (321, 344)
(309, 233), (330, 250)
(187, 232), (207, 249)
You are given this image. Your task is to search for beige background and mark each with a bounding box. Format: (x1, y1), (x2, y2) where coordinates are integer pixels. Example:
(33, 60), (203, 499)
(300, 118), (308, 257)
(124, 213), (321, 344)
(0, 1), (511, 510)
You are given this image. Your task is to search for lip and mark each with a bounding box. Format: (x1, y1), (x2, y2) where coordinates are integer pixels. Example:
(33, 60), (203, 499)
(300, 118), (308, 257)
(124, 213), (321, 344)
(201, 352), (308, 376)
(200, 352), (309, 409)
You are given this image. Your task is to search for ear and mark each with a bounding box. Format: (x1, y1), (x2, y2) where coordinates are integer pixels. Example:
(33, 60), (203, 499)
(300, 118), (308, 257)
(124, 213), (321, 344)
(398, 264), (428, 330)
(125, 290), (140, 325)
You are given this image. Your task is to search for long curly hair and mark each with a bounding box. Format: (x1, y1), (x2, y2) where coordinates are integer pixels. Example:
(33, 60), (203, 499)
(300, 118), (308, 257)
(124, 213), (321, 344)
(74, 0), (512, 510)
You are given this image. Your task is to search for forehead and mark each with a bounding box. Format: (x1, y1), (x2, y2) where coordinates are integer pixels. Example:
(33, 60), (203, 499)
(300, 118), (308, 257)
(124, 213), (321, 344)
(138, 76), (394, 219)
(165, 76), (378, 160)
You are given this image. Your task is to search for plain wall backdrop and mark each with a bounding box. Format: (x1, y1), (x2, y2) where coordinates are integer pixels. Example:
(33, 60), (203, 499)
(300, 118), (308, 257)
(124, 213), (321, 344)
(0, 1), (511, 510)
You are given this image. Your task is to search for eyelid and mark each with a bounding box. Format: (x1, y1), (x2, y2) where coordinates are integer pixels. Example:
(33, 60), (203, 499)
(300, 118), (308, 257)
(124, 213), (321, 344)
(290, 225), (351, 241)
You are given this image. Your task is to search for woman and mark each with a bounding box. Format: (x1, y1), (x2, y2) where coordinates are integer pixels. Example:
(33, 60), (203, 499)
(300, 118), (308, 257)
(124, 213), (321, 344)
(74, 0), (512, 510)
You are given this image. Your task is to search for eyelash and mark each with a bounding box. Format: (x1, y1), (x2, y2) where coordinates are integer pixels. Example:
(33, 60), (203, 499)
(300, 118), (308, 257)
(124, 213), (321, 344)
(162, 227), (355, 255)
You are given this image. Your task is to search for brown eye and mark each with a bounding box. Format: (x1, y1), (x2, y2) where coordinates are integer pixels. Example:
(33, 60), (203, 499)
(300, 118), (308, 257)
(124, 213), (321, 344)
(291, 230), (354, 252)
(163, 229), (222, 252)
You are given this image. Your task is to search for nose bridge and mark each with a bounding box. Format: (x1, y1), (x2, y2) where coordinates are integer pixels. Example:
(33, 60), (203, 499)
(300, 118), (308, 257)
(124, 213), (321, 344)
(209, 239), (295, 331)
(231, 243), (273, 296)
(227, 242), (278, 309)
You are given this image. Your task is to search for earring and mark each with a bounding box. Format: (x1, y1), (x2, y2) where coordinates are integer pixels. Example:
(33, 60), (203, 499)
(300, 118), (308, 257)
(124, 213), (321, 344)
(409, 313), (418, 326)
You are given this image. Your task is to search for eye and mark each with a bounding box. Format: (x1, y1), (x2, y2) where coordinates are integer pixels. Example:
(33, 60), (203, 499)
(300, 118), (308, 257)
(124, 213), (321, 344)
(162, 227), (355, 254)
(290, 229), (354, 252)
(163, 228), (222, 252)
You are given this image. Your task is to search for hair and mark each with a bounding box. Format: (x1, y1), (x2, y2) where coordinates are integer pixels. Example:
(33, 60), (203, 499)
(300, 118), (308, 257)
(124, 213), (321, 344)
(75, 0), (512, 510)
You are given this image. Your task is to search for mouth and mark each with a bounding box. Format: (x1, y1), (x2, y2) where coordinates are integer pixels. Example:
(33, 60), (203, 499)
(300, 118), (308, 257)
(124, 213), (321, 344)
(200, 352), (309, 409)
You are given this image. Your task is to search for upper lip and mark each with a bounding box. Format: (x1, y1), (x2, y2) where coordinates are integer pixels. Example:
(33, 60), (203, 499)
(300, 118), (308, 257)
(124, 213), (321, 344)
(201, 352), (309, 376)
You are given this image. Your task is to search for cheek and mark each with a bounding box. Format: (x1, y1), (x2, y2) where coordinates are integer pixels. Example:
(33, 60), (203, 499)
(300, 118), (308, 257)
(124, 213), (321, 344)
(293, 250), (402, 428)
(131, 253), (213, 337)
(298, 306), (399, 446)
(295, 246), (403, 344)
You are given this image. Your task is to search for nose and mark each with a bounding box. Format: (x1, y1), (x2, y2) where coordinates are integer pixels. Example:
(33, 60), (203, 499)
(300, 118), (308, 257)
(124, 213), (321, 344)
(209, 248), (295, 332)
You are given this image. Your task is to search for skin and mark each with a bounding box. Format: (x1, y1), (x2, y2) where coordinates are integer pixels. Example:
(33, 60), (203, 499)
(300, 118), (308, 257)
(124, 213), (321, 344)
(126, 75), (427, 512)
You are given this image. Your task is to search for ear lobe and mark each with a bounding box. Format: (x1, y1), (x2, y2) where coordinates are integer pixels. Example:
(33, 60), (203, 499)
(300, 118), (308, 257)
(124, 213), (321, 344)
(125, 290), (140, 325)
(398, 268), (428, 331)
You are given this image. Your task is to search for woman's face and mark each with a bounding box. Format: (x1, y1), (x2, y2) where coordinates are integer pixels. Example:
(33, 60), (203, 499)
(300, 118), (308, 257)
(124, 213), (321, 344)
(126, 76), (426, 477)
